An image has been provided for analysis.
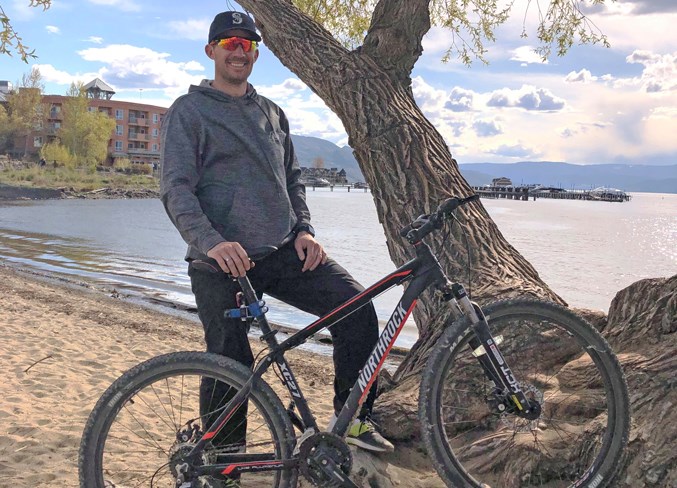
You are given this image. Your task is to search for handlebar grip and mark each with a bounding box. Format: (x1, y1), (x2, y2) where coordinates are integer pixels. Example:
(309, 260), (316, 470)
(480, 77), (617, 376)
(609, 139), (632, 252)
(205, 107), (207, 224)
(399, 224), (413, 238)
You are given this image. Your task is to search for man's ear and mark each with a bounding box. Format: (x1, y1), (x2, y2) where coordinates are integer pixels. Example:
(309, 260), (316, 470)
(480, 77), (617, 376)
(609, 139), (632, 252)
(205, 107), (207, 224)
(205, 44), (215, 59)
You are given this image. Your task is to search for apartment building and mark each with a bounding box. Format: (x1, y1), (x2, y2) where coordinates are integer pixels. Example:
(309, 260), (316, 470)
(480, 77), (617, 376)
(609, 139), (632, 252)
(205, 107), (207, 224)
(6, 78), (167, 166)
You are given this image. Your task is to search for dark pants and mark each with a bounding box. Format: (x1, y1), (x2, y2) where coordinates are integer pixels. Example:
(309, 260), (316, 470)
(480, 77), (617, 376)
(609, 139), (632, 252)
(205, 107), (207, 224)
(188, 242), (379, 448)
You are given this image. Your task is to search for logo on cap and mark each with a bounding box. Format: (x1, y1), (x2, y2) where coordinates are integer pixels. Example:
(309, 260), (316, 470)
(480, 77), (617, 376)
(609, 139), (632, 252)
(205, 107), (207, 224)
(232, 12), (243, 25)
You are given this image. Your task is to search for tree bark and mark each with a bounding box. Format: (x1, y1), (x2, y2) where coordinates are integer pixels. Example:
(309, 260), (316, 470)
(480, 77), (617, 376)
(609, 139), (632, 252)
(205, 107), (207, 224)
(240, 0), (563, 393)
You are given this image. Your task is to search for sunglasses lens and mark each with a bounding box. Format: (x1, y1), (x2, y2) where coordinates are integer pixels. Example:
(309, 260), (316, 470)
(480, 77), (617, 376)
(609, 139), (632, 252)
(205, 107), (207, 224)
(216, 37), (257, 52)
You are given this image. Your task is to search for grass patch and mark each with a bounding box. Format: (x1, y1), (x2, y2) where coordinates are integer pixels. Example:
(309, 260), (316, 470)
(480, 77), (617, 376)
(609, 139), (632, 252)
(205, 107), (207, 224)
(0, 166), (159, 192)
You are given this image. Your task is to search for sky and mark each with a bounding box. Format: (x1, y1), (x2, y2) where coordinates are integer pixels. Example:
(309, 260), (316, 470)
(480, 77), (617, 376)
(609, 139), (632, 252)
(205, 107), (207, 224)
(1, 0), (676, 166)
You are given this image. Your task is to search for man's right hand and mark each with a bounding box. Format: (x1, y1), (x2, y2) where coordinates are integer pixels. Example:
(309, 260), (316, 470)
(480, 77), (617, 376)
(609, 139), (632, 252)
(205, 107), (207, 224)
(207, 241), (252, 277)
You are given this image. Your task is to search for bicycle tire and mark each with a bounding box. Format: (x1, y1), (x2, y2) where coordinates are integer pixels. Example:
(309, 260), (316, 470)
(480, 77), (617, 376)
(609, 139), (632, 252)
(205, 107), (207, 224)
(79, 351), (297, 488)
(419, 299), (629, 488)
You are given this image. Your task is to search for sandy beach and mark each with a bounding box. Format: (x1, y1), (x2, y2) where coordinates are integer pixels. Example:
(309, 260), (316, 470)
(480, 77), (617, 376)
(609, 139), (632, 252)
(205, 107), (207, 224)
(0, 263), (443, 487)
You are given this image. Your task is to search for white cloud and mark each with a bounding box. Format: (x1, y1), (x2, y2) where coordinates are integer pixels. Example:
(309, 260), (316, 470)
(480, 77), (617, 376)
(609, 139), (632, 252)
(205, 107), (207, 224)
(33, 63), (100, 87)
(86, 0), (141, 12)
(510, 46), (548, 65)
(487, 85), (566, 111)
(491, 143), (541, 159)
(53, 45), (207, 101)
(473, 120), (503, 137)
(445, 87), (475, 112)
(257, 78), (309, 100)
(46, 25), (60, 35)
(85, 36), (104, 44)
(626, 50), (677, 92)
(565, 69), (598, 83)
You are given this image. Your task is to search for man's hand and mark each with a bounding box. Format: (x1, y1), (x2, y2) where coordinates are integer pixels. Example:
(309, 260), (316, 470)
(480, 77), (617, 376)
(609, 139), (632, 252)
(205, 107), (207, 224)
(295, 232), (328, 272)
(207, 241), (252, 277)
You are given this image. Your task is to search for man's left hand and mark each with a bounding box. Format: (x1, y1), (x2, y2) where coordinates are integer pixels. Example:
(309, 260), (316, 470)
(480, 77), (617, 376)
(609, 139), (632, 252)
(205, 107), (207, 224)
(295, 232), (328, 272)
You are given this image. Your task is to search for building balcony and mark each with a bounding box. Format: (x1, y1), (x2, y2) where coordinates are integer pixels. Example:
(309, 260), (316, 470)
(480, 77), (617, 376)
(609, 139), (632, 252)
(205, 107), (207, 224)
(128, 116), (149, 126)
(128, 132), (150, 141)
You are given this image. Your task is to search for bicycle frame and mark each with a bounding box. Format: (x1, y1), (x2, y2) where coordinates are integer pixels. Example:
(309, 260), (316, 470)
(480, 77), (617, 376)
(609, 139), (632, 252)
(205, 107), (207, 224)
(186, 238), (534, 480)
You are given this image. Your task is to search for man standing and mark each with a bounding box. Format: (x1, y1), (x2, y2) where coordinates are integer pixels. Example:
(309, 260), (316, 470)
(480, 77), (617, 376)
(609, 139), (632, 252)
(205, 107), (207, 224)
(159, 9), (394, 466)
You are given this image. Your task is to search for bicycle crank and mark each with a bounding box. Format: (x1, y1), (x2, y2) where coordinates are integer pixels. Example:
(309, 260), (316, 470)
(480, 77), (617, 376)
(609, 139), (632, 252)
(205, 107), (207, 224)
(298, 432), (357, 487)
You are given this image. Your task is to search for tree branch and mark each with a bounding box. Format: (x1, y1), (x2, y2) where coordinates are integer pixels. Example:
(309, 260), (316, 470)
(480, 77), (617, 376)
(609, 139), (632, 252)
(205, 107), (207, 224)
(238, 0), (349, 95)
(362, 0), (431, 90)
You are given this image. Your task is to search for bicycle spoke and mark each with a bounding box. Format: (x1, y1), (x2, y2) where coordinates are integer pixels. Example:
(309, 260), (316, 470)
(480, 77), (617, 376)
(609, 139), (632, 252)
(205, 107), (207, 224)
(422, 303), (627, 488)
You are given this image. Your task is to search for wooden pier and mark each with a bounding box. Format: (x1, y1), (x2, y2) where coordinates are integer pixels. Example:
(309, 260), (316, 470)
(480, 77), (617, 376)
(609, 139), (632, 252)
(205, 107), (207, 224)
(306, 184), (370, 192)
(472, 186), (631, 202)
(472, 186), (530, 200)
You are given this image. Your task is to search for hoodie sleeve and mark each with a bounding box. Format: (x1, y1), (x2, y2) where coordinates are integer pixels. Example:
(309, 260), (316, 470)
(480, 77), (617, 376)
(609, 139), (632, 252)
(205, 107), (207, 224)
(279, 109), (312, 229)
(160, 100), (225, 255)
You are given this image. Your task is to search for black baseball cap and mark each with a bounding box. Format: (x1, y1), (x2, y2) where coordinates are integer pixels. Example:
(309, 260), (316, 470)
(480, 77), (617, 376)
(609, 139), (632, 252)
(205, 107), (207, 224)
(208, 11), (261, 43)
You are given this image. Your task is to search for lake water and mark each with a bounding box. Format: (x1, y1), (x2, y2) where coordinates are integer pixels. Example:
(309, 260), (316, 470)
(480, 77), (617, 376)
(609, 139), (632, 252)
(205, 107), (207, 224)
(0, 191), (675, 348)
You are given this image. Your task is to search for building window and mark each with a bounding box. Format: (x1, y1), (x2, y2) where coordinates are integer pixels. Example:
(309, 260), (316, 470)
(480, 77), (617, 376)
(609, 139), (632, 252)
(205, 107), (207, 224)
(152, 128), (158, 138)
(116, 125), (123, 136)
(153, 113), (159, 123)
(115, 141), (123, 151)
(116, 109), (124, 120)
(152, 143), (158, 152)
(34, 136), (43, 147)
(128, 143), (134, 149)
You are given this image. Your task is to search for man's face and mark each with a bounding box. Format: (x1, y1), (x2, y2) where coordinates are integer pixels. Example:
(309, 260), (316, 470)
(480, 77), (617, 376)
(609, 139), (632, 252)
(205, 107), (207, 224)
(206, 28), (259, 86)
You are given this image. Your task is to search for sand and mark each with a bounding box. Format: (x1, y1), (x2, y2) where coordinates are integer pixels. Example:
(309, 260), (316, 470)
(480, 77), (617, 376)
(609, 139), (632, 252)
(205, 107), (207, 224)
(0, 264), (443, 487)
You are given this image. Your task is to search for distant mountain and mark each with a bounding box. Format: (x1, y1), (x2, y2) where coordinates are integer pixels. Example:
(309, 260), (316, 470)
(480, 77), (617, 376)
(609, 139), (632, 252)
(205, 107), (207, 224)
(291, 135), (676, 193)
(291, 134), (363, 182)
(459, 161), (677, 194)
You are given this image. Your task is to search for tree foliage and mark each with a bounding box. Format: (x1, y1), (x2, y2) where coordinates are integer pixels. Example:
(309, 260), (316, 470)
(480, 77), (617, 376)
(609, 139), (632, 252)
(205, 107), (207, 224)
(58, 82), (115, 169)
(289, 0), (611, 64)
(6, 66), (44, 156)
(0, 0), (51, 62)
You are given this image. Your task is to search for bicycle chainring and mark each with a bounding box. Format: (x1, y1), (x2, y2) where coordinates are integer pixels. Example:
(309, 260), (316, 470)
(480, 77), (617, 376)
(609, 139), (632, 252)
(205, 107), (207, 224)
(298, 432), (353, 487)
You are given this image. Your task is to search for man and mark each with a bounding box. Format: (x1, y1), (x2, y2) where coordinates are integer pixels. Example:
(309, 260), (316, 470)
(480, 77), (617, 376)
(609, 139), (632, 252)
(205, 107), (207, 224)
(159, 10), (393, 468)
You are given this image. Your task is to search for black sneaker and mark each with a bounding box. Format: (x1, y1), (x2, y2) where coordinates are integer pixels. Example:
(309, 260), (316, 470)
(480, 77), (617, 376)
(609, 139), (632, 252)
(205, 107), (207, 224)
(346, 419), (395, 453)
(199, 477), (240, 488)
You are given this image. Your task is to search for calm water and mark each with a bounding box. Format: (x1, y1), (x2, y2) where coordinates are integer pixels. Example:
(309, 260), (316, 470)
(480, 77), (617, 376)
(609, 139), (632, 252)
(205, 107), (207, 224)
(0, 191), (675, 347)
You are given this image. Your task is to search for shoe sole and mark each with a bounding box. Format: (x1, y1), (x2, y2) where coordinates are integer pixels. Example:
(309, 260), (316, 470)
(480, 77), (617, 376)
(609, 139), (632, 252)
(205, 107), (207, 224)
(346, 437), (395, 453)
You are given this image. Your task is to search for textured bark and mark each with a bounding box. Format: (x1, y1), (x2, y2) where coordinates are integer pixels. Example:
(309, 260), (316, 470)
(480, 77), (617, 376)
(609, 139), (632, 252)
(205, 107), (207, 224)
(241, 0), (562, 355)
(602, 275), (677, 488)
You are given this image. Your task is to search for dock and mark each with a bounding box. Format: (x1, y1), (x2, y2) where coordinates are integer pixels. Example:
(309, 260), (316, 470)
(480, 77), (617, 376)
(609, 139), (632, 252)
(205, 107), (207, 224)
(472, 186), (631, 202)
(305, 184), (370, 192)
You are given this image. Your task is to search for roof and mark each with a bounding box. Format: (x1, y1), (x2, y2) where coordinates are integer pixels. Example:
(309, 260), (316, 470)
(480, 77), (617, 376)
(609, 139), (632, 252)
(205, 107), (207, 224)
(83, 78), (115, 94)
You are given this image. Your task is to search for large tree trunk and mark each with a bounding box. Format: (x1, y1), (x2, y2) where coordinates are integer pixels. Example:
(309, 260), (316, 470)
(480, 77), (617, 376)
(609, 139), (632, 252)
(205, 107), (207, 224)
(241, 0), (563, 432)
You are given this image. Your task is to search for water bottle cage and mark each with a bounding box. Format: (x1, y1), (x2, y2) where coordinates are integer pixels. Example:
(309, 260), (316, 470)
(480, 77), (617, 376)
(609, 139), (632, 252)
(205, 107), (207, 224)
(225, 300), (269, 321)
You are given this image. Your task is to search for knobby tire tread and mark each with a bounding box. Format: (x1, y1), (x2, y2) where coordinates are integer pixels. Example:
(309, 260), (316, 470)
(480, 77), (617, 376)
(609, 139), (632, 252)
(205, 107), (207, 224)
(79, 351), (296, 488)
(419, 298), (630, 488)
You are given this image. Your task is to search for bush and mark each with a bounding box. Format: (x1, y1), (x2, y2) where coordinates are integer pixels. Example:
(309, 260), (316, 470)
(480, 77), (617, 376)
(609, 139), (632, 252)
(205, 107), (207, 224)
(40, 142), (75, 168)
(113, 157), (131, 171)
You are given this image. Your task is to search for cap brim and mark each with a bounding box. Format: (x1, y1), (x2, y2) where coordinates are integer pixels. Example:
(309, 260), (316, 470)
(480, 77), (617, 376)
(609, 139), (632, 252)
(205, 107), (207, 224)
(213, 29), (261, 42)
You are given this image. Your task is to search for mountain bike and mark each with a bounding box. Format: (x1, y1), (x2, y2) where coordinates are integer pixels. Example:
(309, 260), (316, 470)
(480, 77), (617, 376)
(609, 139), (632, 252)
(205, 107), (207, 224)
(79, 195), (629, 488)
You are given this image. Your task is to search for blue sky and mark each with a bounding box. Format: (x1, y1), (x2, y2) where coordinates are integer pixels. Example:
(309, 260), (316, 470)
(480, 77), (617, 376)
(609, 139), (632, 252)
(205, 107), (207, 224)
(2, 0), (676, 166)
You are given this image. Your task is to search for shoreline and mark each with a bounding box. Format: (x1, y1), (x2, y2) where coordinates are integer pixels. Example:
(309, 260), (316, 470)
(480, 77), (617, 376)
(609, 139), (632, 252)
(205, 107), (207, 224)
(0, 262), (439, 487)
(0, 261), (411, 359)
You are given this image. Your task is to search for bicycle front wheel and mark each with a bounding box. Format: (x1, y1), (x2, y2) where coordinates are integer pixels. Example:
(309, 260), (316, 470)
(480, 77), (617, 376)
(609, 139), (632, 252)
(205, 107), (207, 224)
(79, 351), (296, 488)
(420, 299), (629, 488)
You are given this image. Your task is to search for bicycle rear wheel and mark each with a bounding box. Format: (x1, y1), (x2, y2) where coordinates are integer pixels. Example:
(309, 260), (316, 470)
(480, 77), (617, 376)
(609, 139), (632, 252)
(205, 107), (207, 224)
(420, 299), (629, 488)
(79, 351), (296, 488)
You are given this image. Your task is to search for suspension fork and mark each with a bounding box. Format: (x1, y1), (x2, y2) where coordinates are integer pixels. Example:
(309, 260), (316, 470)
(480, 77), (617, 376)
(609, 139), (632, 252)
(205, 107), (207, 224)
(450, 284), (537, 416)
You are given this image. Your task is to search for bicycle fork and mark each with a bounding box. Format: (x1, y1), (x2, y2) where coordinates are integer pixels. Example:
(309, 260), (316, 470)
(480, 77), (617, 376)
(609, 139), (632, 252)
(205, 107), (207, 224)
(447, 283), (540, 419)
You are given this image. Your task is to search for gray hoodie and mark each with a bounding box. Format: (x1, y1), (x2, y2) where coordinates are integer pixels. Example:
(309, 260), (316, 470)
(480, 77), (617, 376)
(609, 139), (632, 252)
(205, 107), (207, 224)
(160, 80), (311, 260)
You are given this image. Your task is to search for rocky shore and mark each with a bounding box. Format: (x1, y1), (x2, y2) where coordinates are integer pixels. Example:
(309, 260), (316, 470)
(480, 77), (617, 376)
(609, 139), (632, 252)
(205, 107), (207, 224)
(0, 182), (159, 200)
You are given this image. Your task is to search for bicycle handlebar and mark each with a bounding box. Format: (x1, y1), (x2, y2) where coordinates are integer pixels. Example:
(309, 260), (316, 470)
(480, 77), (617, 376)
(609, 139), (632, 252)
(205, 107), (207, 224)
(399, 194), (479, 242)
